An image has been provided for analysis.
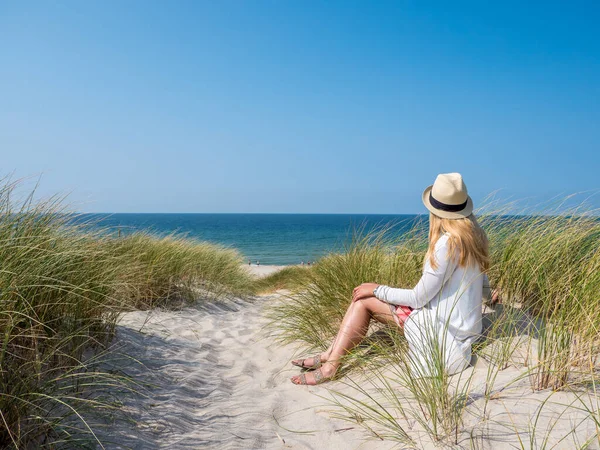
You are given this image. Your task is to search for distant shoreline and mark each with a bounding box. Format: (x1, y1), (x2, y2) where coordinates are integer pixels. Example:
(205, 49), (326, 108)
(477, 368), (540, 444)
(244, 264), (291, 277)
(71, 213), (423, 265)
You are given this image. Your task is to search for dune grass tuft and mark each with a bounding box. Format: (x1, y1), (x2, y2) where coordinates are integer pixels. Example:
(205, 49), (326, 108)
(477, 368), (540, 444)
(0, 178), (255, 448)
(106, 232), (255, 309)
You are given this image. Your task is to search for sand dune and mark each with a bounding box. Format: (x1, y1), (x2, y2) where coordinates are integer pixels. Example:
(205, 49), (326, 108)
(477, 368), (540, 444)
(91, 289), (599, 449)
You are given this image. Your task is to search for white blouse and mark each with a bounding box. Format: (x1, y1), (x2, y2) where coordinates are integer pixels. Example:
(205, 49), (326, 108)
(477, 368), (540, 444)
(374, 233), (485, 376)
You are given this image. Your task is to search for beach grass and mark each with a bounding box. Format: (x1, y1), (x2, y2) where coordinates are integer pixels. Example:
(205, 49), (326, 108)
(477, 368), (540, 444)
(0, 179), (255, 448)
(481, 209), (600, 391)
(106, 232), (255, 309)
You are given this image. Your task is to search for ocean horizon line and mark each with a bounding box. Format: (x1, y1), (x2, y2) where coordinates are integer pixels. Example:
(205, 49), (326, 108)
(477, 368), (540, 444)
(77, 212), (425, 216)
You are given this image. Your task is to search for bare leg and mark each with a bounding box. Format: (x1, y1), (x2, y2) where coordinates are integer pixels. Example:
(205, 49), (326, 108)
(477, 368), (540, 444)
(292, 297), (399, 367)
(291, 297), (400, 384)
(291, 300), (361, 367)
(323, 297), (399, 373)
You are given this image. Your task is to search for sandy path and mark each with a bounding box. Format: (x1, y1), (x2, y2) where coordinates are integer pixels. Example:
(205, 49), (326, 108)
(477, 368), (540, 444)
(91, 287), (599, 449)
(95, 293), (394, 450)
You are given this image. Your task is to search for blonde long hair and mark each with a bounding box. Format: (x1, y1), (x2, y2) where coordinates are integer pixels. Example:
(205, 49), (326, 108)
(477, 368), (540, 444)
(425, 213), (489, 272)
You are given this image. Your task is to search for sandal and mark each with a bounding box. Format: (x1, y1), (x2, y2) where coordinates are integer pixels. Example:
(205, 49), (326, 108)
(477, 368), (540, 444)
(291, 368), (329, 385)
(291, 354), (322, 370)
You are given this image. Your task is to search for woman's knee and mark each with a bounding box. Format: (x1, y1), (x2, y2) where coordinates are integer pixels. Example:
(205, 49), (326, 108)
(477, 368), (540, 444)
(358, 296), (378, 310)
(348, 299), (369, 316)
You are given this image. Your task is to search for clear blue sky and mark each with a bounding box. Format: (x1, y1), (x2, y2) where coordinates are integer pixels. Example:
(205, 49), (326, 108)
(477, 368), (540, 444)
(1, 1), (598, 213)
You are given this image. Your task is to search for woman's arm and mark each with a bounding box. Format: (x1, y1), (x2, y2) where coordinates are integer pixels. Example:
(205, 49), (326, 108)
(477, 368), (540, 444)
(374, 236), (457, 310)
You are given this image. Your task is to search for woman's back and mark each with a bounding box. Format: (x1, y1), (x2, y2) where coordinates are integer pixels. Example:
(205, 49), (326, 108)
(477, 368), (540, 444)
(422, 232), (484, 340)
(404, 232), (485, 375)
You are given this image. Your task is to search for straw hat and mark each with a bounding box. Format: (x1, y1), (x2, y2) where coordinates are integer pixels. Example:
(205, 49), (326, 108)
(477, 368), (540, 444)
(422, 173), (473, 219)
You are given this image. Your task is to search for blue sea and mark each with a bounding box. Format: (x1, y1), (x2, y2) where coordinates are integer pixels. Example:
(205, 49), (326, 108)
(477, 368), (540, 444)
(80, 214), (424, 265)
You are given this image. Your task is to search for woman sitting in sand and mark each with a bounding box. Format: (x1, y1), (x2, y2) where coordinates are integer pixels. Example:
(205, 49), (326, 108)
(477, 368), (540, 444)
(291, 173), (490, 385)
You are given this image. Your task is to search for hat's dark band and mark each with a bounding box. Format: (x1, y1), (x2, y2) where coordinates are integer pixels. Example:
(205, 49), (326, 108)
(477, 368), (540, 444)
(429, 192), (468, 212)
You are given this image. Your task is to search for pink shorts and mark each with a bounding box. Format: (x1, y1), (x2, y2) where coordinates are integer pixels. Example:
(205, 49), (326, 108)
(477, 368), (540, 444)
(388, 304), (413, 326)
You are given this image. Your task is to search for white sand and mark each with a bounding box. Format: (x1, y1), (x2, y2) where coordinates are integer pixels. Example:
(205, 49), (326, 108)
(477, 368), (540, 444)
(92, 287), (599, 449)
(93, 292), (396, 449)
(244, 264), (290, 278)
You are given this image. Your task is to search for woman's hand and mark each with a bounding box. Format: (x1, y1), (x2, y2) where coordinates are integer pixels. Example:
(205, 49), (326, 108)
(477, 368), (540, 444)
(491, 288), (502, 304)
(352, 283), (379, 302)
